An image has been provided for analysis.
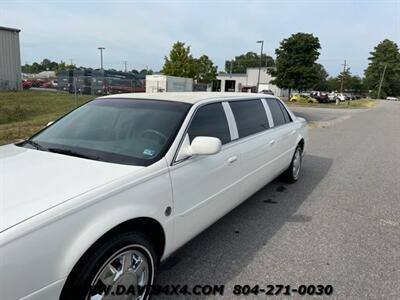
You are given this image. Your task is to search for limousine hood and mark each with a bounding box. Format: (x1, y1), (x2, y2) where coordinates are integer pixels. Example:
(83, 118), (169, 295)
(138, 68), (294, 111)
(0, 145), (143, 233)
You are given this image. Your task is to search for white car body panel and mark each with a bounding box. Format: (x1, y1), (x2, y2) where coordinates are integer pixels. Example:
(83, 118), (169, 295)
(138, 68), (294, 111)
(170, 138), (243, 248)
(0, 144), (140, 233)
(0, 93), (308, 299)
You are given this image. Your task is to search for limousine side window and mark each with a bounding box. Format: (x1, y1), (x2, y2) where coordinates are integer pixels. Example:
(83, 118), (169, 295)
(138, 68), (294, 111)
(266, 98), (291, 126)
(277, 100), (292, 123)
(229, 99), (269, 138)
(187, 102), (231, 145)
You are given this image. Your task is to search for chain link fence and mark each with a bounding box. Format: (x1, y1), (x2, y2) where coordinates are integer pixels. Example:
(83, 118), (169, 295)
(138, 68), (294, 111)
(57, 71), (146, 96)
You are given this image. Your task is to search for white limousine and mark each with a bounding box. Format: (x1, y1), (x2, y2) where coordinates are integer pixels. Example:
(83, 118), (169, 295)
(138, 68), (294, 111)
(0, 92), (307, 300)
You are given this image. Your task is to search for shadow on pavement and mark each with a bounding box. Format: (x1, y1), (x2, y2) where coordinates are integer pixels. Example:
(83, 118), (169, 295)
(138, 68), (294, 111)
(153, 154), (333, 299)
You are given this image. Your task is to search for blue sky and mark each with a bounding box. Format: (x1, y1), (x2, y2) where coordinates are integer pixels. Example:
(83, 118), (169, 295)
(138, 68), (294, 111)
(1, 0), (399, 76)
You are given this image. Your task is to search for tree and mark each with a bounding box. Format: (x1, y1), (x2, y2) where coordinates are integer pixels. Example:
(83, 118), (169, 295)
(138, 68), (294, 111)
(272, 33), (321, 95)
(326, 76), (341, 92)
(311, 63), (329, 91)
(364, 39), (400, 98)
(345, 75), (367, 94)
(162, 41), (217, 83)
(193, 55), (218, 83)
(41, 59), (58, 71)
(162, 41), (196, 78)
(337, 67), (352, 93)
(326, 71), (366, 94)
(139, 69), (154, 76)
(56, 61), (76, 73)
(21, 59), (75, 74)
(225, 52), (275, 74)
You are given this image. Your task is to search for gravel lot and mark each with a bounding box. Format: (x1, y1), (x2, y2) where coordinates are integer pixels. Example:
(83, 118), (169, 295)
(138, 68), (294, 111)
(154, 100), (400, 299)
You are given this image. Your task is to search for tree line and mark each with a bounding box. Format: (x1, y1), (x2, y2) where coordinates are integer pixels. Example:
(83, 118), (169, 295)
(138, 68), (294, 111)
(21, 59), (154, 76)
(162, 36), (399, 98)
(22, 35), (400, 98)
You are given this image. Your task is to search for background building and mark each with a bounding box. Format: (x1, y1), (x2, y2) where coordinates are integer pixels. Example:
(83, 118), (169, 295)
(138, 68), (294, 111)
(146, 75), (193, 93)
(214, 67), (288, 96)
(0, 26), (21, 91)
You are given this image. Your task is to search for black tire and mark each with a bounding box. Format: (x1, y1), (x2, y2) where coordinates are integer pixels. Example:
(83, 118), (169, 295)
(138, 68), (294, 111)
(283, 145), (303, 183)
(60, 231), (157, 300)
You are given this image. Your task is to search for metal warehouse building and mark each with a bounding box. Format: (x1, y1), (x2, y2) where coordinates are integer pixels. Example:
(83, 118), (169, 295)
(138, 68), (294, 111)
(0, 26), (22, 90)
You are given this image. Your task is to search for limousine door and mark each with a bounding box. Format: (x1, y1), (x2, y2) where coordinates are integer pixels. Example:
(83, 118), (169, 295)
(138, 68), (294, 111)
(265, 98), (298, 173)
(169, 102), (242, 249)
(228, 99), (278, 199)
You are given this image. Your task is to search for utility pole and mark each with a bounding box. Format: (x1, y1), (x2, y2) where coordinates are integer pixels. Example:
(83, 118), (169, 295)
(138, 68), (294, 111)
(377, 64), (387, 99)
(256, 40), (264, 93)
(123, 60), (128, 72)
(98, 47), (105, 69)
(340, 59), (348, 94)
(70, 59), (73, 65)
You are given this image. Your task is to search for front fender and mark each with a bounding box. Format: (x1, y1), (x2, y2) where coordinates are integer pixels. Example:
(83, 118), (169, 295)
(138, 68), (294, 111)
(60, 171), (173, 279)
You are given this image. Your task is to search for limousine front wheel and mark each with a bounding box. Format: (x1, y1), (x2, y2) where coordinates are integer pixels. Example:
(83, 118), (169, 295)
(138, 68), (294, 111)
(61, 232), (157, 300)
(284, 145), (302, 183)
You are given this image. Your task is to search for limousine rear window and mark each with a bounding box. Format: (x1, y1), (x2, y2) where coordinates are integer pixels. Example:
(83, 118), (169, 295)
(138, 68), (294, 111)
(23, 98), (191, 166)
(277, 100), (292, 123)
(229, 99), (270, 138)
(266, 98), (287, 126)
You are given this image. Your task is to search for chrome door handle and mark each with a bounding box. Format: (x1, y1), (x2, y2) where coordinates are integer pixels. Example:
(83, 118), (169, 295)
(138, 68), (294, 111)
(227, 156), (238, 164)
(269, 140), (276, 145)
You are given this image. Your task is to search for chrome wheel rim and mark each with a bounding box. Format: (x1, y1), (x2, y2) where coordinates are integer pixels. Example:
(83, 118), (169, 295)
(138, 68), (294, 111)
(87, 245), (153, 300)
(292, 149), (301, 179)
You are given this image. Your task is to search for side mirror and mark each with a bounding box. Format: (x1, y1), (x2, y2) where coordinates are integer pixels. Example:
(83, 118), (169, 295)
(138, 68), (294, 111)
(46, 121), (54, 127)
(176, 135), (221, 161)
(189, 136), (222, 155)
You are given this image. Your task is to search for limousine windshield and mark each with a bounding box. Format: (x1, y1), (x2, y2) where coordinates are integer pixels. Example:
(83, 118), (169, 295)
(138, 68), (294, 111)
(21, 98), (191, 166)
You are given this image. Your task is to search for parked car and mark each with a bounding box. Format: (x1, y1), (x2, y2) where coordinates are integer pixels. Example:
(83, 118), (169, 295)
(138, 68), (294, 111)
(40, 81), (53, 88)
(386, 96), (398, 101)
(0, 93), (307, 300)
(328, 92), (338, 102)
(260, 89), (274, 95)
(290, 94), (318, 103)
(337, 93), (347, 102)
(311, 91), (329, 103)
(22, 80), (32, 90)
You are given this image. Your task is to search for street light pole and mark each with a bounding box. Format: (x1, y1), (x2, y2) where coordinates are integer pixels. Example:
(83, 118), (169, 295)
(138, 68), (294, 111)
(98, 47), (105, 69)
(123, 60), (128, 72)
(256, 40), (264, 93)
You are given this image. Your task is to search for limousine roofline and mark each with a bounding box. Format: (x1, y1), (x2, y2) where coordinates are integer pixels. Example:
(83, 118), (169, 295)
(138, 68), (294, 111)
(100, 92), (278, 104)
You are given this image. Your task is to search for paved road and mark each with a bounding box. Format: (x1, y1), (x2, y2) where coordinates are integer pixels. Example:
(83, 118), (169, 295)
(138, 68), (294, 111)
(289, 105), (367, 123)
(154, 101), (400, 299)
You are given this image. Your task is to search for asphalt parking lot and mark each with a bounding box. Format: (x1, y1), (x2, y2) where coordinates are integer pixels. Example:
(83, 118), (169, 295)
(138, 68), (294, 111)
(154, 100), (400, 299)
(290, 105), (367, 124)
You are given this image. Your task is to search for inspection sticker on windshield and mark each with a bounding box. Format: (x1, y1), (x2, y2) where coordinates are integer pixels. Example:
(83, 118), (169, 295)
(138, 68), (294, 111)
(143, 149), (156, 157)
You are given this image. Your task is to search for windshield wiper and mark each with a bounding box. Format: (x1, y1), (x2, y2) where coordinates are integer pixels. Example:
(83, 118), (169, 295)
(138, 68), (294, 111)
(24, 140), (46, 150)
(47, 148), (99, 161)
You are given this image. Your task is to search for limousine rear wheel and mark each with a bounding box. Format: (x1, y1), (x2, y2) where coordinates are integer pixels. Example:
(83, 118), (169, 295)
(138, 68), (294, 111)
(61, 232), (157, 300)
(284, 145), (302, 183)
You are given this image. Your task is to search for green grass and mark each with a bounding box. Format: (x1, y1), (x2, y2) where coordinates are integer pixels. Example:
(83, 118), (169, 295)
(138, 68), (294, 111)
(0, 90), (94, 145)
(284, 99), (377, 109)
